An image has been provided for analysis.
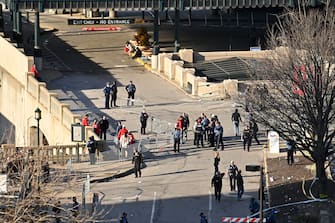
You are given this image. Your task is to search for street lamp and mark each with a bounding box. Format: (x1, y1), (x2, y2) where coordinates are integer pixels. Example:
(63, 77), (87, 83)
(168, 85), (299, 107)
(35, 108), (42, 146)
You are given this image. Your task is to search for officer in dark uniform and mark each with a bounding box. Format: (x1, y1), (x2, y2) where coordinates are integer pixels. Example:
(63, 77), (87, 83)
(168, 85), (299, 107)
(211, 171), (224, 201)
(228, 160), (238, 191)
(132, 150), (143, 178)
(110, 81), (118, 107)
(242, 125), (252, 152)
(125, 80), (136, 106)
(103, 82), (111, 109)
(194, 118), (204, 147)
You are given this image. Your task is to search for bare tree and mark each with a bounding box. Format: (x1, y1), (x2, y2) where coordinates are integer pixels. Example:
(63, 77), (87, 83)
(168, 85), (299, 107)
(0, 147), (110, 222)
(248, 4), (335, 196)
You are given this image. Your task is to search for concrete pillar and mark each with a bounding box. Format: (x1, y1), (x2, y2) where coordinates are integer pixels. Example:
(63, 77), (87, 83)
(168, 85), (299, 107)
(34, 11), (42, 71)
(174, 8), (180, 52)
(151, 55), (158, 70)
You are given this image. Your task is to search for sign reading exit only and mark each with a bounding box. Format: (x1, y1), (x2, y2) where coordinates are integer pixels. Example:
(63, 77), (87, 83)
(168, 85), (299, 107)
(68, 18), (135, 25)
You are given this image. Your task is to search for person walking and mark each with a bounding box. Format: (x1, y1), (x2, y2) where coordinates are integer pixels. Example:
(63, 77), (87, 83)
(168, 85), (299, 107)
(250, 119), (260, 145)
(286, 139), (296, 165)
(98, 116), (109, 140)
(172, 125), (182, 153)
(119, 132), (130, 160)
(140, 110), (149, 135)
(103, 82), (111, 109)
(232, 109), (242, 136)
(228, 160), (238, 191)
(132, 150), (143, 178)
(86, 136), (97, 165)
(199, 212), (208, 223)
(125, 80), (136, 106)
(242, 125), (252, 152)
(110, 81), (118, 107)
(120, 212), (129, 223)
(117, 125), (129, 140)
(211, 171), (224, 202)
(214, 151), (220, 173)
(214, 121), (224, 151)
(236, 170), (244, 200)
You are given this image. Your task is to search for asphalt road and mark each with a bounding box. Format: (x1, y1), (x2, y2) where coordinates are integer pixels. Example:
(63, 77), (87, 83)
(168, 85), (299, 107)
(26, 13), (265, 223)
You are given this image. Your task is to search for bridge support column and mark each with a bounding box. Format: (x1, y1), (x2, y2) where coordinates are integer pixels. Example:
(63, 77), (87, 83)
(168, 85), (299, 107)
(16, 11), (23, 47)
(0, 5), (4, 33)
(174, 8), (180, 52)
(11, 3), (17, 42)
(152, 9), (160, 70)
(34, 10), (42, 71)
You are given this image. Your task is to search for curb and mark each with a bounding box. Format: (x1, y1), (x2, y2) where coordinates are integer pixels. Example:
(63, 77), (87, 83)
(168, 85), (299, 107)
(90, 162), (147, 183)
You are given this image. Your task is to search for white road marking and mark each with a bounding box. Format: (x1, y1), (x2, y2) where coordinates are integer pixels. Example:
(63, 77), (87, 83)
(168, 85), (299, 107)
(150, 192), (157, 223)
(209, 190), (212, 223)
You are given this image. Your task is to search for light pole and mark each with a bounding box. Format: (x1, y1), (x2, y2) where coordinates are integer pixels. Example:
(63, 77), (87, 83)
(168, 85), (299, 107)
(35, 108), (42, 146)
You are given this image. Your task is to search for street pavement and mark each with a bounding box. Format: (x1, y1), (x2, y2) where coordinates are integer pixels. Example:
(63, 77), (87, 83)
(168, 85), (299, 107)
(23, 13), (266, 223)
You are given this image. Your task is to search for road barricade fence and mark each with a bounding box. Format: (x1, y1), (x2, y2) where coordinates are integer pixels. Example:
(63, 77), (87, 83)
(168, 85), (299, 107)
(221, 217), (266, 222)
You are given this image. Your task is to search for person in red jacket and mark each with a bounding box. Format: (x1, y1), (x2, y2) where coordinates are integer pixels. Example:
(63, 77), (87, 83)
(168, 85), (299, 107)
(117, 125), (129, 140)
(30, 64), (41, 81)
(128, 132), (135, 144)
(176, 115), (184, 143)
(82, 114), (89, 126)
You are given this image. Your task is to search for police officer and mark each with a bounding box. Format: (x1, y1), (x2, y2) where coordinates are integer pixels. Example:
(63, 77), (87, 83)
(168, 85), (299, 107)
(120, 212), (129, 223)
(140, 110), (149, 135)
(228, 160), (238, 191)
(132, 150), (143, 178)
(110, 81), (118, 107)
(194, 118), (204, 147)
(125, 80), (136, 106)
(103, 82), (111, 109)
(211, 171), (224, 202)
(242, 125), (252, 152)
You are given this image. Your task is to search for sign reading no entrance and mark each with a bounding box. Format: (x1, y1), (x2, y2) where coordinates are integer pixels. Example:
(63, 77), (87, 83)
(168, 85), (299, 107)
(68, 18), (135, 25)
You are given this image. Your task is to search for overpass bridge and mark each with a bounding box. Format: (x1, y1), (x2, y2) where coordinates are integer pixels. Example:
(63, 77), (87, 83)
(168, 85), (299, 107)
(1, 0), (322, 11)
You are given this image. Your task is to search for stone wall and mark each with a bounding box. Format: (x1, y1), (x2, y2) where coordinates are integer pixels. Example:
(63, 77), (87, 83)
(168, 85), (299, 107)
(0, 36), (95, 146)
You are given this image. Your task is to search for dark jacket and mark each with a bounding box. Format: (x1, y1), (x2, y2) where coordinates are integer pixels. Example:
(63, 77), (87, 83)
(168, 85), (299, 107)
(132, 151), (143, 168)
(99, 119), (109, 131)
(236, 172), (244, 189)
(86, 139), (97, 154)
(211, 174), (223, 190)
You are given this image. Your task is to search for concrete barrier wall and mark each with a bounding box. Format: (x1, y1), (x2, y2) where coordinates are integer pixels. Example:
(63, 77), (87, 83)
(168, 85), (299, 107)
(195, 50), (268, 62)
(0, 37), (30, 85)
(0, 36), (97, 146)
(151, 49), (268, 98)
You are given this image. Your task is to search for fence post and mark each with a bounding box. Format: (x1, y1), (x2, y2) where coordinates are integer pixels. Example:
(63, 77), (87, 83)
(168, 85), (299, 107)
(76, 143), (80, 162)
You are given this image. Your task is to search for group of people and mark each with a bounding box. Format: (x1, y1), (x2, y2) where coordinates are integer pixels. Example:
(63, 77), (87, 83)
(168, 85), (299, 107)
(82, 114), (110, 141)
(211, 153), (245, 202)
(102, 80), (137, 108)
(103, 81), (118, 109)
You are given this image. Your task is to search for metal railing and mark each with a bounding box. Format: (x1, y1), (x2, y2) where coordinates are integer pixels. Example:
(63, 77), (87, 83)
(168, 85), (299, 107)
(3, 0), (294, 11)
